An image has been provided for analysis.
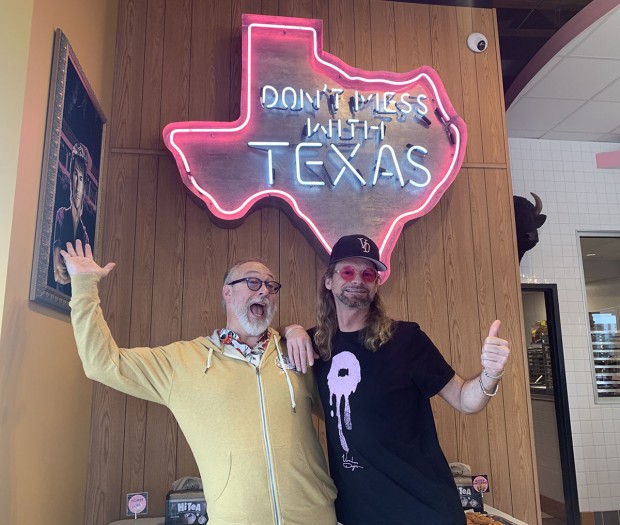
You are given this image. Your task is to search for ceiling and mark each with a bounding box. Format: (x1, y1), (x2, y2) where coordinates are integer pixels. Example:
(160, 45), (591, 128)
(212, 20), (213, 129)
(505, 2), (620, 142)
(395, 0), (620, 143)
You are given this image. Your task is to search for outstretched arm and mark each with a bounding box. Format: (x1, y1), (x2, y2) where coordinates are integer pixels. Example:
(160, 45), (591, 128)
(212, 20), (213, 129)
(65, 240), (174, 404)
(438, 320), (510, 414)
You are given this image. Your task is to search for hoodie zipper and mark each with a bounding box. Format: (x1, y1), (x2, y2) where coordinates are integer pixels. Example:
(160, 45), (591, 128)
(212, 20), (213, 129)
(256, 365), (281, 525)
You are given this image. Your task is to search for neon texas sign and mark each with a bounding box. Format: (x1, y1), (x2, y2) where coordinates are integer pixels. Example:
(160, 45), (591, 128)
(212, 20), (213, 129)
(163, 14), (467, 280)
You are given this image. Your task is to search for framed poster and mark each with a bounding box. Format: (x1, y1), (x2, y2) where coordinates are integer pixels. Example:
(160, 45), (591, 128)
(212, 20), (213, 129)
(30, 29), (107, 312)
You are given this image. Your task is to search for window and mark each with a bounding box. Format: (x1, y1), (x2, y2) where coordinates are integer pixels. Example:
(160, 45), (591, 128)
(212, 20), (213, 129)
(580, 235), (620, 400)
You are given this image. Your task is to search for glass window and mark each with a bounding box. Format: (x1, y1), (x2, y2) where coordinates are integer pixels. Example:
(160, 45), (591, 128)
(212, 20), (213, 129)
(579, 235), (620, 400)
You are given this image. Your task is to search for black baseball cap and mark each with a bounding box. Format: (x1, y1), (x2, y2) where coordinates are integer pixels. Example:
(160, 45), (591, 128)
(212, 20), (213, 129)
(329, 234), (387, 271)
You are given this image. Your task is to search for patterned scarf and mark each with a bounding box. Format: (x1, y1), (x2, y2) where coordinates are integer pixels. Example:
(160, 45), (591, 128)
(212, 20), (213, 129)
(218, 328), (270, 367)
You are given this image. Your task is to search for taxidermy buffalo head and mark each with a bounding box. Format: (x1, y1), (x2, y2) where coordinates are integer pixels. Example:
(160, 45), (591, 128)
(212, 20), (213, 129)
(513, 192), (547, 262)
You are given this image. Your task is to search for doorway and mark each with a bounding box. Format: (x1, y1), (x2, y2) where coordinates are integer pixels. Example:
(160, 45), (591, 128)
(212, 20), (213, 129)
(522, 284), (579, 525)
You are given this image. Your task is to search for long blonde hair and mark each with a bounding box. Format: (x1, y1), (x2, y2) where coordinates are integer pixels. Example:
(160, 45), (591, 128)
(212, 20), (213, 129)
(314, 263), (394, 360)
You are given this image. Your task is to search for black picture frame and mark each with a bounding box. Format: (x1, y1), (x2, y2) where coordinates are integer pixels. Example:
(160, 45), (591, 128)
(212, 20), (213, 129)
(30, 29), (107, 312)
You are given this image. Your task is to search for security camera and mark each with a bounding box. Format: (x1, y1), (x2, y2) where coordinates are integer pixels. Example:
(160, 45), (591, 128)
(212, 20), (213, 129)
(467, 33), (488, 53)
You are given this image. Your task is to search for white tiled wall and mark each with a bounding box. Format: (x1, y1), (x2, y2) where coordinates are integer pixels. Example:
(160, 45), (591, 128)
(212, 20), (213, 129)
(509, 138), (620, 513)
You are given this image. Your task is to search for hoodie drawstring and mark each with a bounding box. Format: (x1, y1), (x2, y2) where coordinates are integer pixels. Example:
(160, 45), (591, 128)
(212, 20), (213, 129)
(205, 347), (213, 373)
(275, 337), (297, 412)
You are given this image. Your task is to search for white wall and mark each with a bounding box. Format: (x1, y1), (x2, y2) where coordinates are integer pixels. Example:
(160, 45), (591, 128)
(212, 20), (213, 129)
(587, 276), (620, 313)
(510, 137), (620, 513)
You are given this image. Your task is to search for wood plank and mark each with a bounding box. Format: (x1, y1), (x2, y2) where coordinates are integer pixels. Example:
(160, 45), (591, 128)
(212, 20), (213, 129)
(261, 207), (281, 328)
(159, 0), (192, 130)
(455, 7), (484, 164)
(230, 0), (262, 120)
(110, 0), (147, 149)
(189, 0), (232, 122)
(429, 5), (464, 116)
(403, 208), (458, 462)
(261, 0), (279, 16)
(85, 385), (127, 525)
(466, 166), (509, 509)
(118, 154), (159, 516)
(140, 0), (166, 149)
(328, 0), (355, 64)
(393, 2), (431, 72)
(279, 214), (317, 329)
(228, 209), (263, 264)
(485, 167), (540, 525)
(369, 0), (396, 72)
(353, 0), (372, 70)
(440, 170), (491, 473)
(119, 395), (147, 517)
(279, 0), (313, 18)
(313, 0), (331, 52)
(473, 9), (507, 164)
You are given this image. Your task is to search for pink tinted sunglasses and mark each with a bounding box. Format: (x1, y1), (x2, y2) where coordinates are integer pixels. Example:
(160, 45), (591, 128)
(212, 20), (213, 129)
(334, 266), (378, 283)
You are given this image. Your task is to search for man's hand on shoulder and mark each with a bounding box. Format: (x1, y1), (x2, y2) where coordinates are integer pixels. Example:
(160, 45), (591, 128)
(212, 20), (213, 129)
(60, 239), (116, 279)
(284, 325), (318, 374)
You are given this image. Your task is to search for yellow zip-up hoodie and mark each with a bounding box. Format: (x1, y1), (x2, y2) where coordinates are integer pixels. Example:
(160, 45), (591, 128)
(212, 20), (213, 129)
(70, 274), (337, 525)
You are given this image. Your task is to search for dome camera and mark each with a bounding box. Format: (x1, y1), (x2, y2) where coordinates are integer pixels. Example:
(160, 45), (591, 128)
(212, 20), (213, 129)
(467, 32), (488, 53)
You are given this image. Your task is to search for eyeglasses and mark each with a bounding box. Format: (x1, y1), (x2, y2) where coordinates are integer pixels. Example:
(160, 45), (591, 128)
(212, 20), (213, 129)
(334, 266), (378, 283)
(227, 277), (282, 294)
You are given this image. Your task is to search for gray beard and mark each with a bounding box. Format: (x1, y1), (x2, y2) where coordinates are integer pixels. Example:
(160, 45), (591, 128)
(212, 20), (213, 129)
(232, 300), (275, 336)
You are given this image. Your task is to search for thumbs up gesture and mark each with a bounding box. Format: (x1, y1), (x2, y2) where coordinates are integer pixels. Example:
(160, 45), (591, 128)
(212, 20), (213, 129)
(481, 320), (510, 378)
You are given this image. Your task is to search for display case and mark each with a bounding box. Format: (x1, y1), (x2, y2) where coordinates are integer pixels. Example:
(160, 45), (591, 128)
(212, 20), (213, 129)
(528, 342), (553, 396)
(590, 312), (620, 399)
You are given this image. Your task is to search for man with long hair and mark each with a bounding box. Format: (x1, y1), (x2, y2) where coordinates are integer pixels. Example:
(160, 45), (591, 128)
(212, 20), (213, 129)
(287, 234), (510, 525)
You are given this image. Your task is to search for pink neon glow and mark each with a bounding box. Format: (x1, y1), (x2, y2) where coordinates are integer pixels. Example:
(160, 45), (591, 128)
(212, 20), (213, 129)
(168, 21), (453, 175)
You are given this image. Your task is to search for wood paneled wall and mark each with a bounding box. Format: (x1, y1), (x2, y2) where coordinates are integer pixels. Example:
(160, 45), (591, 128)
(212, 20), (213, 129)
(87, 1), (540, 523)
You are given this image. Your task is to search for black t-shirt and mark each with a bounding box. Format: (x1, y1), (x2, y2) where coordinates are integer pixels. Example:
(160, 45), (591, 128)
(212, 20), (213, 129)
(312, 321), (466, 525)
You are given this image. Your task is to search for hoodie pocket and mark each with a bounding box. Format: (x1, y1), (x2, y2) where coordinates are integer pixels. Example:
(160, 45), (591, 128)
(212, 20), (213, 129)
(211, 449), (272, 523)
(272, 443), (337, 515)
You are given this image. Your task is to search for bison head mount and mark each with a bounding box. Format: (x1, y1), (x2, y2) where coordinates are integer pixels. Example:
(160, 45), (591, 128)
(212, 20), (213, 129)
(513, 192), (547, 263)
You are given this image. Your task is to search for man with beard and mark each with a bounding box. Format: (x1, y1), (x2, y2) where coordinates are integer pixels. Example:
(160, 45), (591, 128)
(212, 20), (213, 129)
(62, 240), (337, 525)
(286, 234), (510, 525)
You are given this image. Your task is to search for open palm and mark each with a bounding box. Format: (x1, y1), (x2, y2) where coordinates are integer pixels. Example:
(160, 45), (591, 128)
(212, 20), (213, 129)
(60, 239), (116, 279)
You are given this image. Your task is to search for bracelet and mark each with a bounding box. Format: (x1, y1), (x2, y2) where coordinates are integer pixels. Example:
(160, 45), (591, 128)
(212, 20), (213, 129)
(283, 325), (304, 338)
(483, 368), (504, 379)
(479, 376), (500, 397)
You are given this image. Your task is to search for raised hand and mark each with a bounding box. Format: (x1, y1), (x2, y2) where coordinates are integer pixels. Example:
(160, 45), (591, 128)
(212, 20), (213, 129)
(481, 320), (510, 378)
(59, 239), (116, 279)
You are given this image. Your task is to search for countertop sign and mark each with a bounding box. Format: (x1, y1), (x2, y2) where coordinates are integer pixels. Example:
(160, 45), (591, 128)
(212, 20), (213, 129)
(164, 14), (468, 280)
